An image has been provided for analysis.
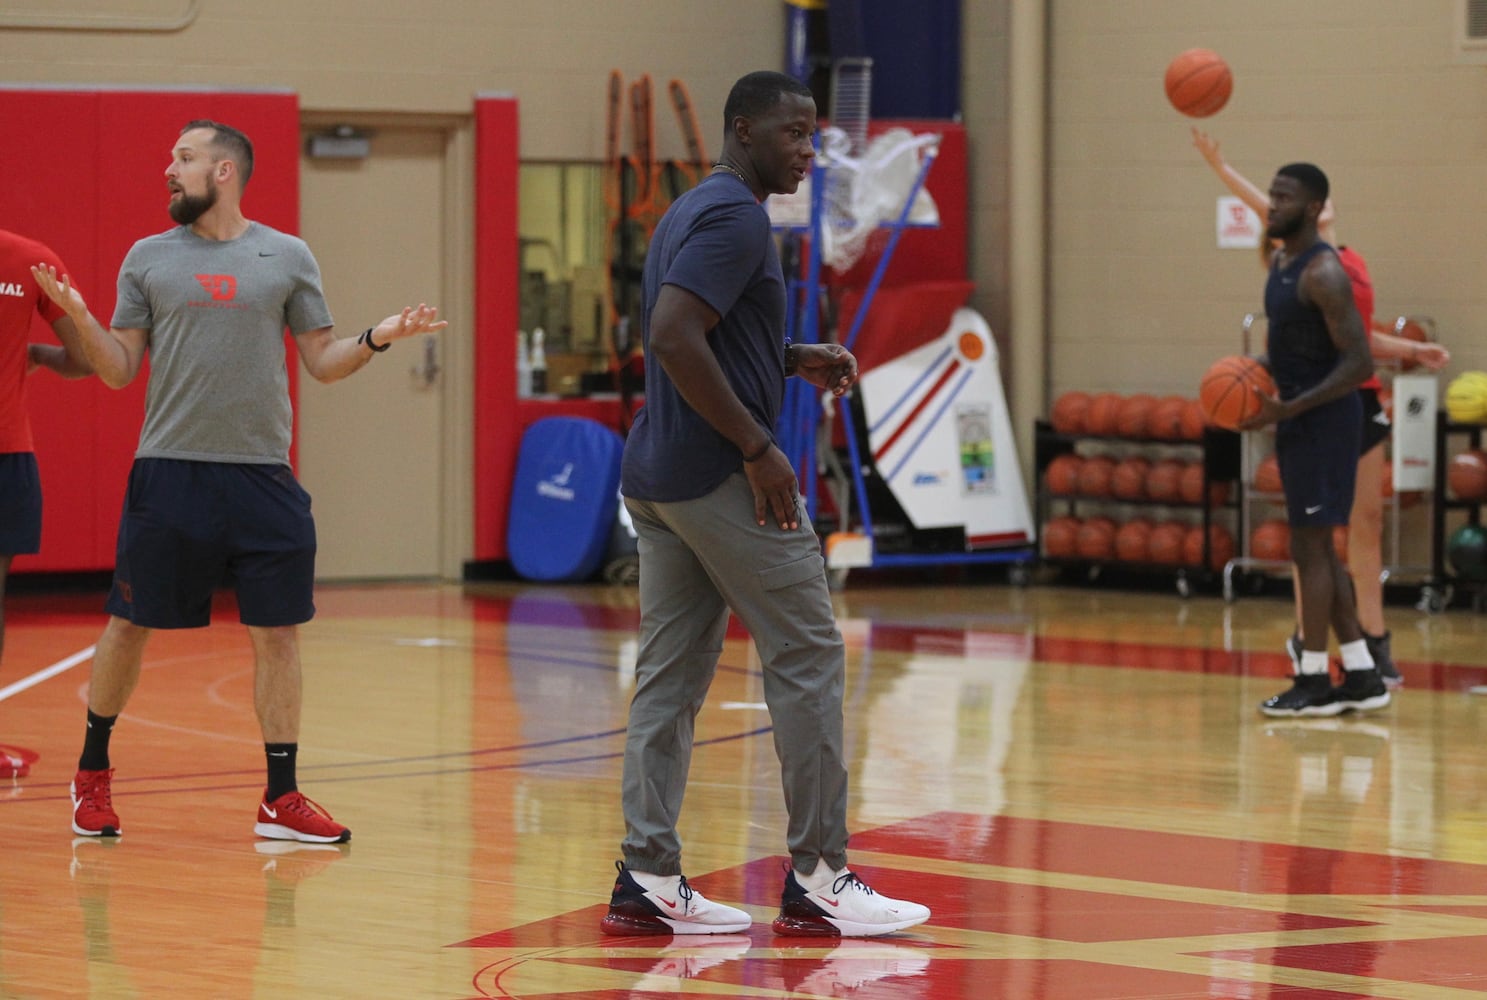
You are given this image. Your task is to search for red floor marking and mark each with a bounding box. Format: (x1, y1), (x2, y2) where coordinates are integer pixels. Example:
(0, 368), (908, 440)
(1200, 936), (1487, 991)
(825, 867), (1367, 941)
(848, 812), (1487, 896)
(452, 816), (1487, 997)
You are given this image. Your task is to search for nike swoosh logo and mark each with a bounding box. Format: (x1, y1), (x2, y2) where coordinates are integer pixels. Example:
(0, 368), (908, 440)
(268, 751), (289, 757)
(1305, 505), (1323, 514)
(262, 805), (278, 820)
(819, 898), (841, 907)
(258, 251), (278, 257)
(657, 897), (678, 909)
(1373, 413), (1391, 425)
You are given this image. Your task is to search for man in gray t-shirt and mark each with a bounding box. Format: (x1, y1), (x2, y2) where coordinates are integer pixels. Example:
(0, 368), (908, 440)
(34, 119), (447, 845)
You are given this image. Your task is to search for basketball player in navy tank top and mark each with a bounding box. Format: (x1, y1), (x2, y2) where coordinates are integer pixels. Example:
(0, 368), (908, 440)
(1244, 164), (1390, 717)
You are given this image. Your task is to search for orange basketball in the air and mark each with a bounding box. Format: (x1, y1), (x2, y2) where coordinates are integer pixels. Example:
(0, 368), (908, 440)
(1075, 517), (1118, 560)
(1250, 519), (1291, 561)
(1147, 521), (1188, 565)
(1111, 456), (1152, 500)
(1114, 519), (1154, 562)
(1076, 455), (1117, 498)
(1145, 458), (1185, 503)
(1043, 516), (1081, 558)
(1165, 48), (1233, 118)
(1050, 391), (1091, 434)
(1253, 452), (1283, 494)
(1044, 453), (1084, 495)
(1085, 392), (1124, 437)
(1199, 355), (1275, 431)
(1115, 394), (1157, 439)
(1448, 449), (1487, 501)
(1149, 396), (1188, 441)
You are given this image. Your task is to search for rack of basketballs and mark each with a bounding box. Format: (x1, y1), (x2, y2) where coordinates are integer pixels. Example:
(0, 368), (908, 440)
(1421, 372), (1487, 612)
(1035, 390), (1241, 595)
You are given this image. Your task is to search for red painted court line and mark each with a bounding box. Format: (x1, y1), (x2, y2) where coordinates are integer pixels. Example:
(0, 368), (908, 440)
(1200, 935), (1487, 992)
(848, 812), (1487, 897)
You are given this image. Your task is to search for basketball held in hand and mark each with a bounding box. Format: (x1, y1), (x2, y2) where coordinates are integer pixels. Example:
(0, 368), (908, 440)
(1199, 355), (1275, 431)
(1164, 48), (1232, 118)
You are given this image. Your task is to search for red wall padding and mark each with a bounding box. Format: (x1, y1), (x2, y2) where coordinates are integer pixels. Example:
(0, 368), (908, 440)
(2, 89), (300, 573)
(473, 96), (520, 563)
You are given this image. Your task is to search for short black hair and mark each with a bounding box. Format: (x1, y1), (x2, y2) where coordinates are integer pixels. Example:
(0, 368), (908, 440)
(181, 119), (255, 186)
(722, 71), (814, 132)
(1276, 162), (1329, 205)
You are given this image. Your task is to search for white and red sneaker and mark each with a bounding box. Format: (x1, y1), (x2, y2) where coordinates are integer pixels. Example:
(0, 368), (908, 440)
(71, 768), (121, 837)
(600, 862), (752, 935)
(253, 790), (350, 844)
(772, 867), (930, 937)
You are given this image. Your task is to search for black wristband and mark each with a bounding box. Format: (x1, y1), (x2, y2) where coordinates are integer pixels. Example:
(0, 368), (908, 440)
(359, 327), (390, 353)
(742, 439), (772, 463)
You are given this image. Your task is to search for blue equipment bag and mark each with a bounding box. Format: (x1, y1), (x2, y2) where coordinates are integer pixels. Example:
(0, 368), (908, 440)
(507, 417), (625, 582)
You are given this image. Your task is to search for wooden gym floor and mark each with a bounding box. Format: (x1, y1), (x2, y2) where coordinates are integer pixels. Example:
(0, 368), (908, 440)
(3, 577), (1487, 998)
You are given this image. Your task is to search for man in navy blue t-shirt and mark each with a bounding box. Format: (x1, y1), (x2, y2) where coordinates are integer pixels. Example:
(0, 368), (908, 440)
(601, 70), (929, 939)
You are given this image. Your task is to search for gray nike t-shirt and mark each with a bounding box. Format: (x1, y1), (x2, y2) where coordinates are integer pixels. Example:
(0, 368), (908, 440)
(112, 222), (334, 464)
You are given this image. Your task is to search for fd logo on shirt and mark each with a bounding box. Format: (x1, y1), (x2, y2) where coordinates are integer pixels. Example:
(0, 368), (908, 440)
(195, 274), (237, 301)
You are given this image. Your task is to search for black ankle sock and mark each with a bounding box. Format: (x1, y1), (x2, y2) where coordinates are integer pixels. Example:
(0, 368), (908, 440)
(78, 710), (117, 771)
(265, 743), (298, 802)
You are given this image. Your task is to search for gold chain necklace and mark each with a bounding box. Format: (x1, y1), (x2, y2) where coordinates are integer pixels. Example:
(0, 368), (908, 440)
(711, 161), (750, 186)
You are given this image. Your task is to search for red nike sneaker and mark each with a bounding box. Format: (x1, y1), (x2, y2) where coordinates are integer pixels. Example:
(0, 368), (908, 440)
(253, 790), (350, 844)
(71, 768), (121, 837)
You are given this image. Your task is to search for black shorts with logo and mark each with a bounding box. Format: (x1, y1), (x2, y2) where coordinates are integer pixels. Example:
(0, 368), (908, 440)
(105, 458), (316, 628)
(1276, 392), (1362, 528)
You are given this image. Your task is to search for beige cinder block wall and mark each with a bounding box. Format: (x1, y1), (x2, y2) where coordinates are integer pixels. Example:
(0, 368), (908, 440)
(1044, 0), (1487, 570)
(1047, 0), (1487, 396)
(0, 1), (784, 160)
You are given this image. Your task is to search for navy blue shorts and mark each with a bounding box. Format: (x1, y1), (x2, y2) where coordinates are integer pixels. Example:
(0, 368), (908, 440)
(1276, 393), (1362, 528)
(0, 452), (42, 555)
(106, 459), (317, 629)
(1359, 387), (1390, 456)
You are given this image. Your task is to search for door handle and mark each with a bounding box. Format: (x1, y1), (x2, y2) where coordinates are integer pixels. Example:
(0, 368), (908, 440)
(410, 334), (441, 389)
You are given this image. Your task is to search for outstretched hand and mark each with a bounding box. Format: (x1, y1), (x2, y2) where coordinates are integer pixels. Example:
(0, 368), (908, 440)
(30, 264), (88, 318)
(370, 304), (449, 346)
(1411, 342), (1451, 372)
(1191, 127), (1223, 169)
(792, 342), (858, 396)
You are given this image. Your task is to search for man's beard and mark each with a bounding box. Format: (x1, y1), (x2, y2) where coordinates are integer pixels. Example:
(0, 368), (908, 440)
(1265, 212), (1303, 240)
(169, 182), (217, 225)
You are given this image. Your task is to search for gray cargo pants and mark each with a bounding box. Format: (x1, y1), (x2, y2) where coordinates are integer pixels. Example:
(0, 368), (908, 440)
(619, 472), (849, 878)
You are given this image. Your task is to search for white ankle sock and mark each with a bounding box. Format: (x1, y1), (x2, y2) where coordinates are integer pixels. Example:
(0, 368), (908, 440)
(1340, 638), (1375, 671)
(628, 869), (680, 892)
(1299, 650), (1330, 676)
(798, 863), (844, 892)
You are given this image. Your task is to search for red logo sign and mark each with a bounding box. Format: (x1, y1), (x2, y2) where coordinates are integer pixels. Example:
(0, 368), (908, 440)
(195, 274), (237, 301)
